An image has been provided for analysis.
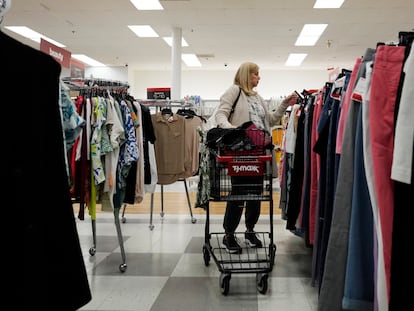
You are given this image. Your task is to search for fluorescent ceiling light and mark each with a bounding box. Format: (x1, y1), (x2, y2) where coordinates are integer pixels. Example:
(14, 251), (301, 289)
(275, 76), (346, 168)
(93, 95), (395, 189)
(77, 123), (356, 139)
(128, 25), (159, 37)
(163, 37), (189, 47)
(313, 0), (345, 9)
(130, 0), (163, 10)
(5, 26), (65, 47)
(285, 53), (307, 66)
(295, 24), (328, 46)
(182, 54), (202, 67)
(72, 54), (106, 67)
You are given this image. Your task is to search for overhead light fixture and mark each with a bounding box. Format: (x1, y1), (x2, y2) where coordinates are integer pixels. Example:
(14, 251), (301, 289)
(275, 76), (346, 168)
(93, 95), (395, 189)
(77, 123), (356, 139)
(182, 54), (202, 67)
(313, 0), (345, 9)
(4, 26), (66, 47)
(72, 54), (106, 67)
(295, 24), (328, 46)
(162, 37), (189, 47)
(285, 53), (307, 66)
(128, 25), (159, 37)
(130, 0), (163, 10)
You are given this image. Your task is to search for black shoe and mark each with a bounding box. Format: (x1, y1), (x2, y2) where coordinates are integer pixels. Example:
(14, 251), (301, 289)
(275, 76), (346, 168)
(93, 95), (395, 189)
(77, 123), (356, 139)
(245, 231), (263, 248)
(223, 234), (242, 254)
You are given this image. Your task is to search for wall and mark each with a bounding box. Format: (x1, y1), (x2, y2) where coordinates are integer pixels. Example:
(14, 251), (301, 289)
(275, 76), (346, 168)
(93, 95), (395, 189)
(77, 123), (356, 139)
(85, 66), (129, 83)
(86, 66), (331, 100)
(129, 68), (329, 100)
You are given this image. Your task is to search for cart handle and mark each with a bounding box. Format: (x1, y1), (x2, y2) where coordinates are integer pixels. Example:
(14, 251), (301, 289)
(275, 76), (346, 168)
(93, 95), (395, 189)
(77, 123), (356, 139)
(216, 155), (272, 163)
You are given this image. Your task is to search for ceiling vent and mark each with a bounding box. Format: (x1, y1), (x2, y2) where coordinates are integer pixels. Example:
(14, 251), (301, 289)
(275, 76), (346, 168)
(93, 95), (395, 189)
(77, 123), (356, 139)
(196, 54), (215, 60)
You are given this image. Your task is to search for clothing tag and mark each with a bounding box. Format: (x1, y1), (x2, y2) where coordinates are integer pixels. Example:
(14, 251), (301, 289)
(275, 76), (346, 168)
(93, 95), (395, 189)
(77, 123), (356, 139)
(330, 75), (345, 100)
(351, 77), (367, 103)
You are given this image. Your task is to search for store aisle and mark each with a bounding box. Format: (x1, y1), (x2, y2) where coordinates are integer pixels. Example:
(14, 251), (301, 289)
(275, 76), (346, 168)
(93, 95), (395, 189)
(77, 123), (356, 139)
(75, 209), (318, 311)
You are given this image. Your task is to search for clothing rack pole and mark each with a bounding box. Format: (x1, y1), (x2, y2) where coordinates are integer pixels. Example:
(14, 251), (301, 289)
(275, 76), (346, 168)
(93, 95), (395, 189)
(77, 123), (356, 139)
(90, 219), (97, 255)
(181, 178), (195, 220)
(114, 212), (127, 271)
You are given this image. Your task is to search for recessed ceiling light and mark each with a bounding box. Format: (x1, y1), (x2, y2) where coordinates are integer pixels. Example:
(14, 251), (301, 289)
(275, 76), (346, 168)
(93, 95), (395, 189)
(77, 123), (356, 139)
(285, 53), (307, 66)
(313, 0), (345, 9)
(130, 0), (163, 10)
(5, 26), (66, 47)
(295, 24), (328, 46)
(72, 54), (106, 67)
(182, 54), (202, 67)
(128, 25), (159, 37)
(163, 37), (189, 47)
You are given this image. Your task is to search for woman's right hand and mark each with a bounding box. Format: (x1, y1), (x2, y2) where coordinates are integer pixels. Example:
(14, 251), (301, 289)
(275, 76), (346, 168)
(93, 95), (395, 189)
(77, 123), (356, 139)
(284, 92), (299, 106)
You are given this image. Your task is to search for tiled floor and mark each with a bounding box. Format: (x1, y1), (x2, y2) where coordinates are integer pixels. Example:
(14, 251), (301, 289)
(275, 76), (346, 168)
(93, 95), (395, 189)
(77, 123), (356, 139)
(75, 194), (318, 311)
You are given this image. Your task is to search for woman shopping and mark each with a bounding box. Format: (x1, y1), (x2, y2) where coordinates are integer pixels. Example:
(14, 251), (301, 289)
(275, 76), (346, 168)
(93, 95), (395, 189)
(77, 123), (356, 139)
(215, 61), (298, 253)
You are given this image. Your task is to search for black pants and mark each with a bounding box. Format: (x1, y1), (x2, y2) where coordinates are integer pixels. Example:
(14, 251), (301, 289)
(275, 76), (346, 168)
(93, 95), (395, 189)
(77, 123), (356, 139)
(223, 175), (263, 233)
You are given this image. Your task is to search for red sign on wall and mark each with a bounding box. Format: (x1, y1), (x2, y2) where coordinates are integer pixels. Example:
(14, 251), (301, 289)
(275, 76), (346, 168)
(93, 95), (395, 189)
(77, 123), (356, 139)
(40, 38), (71, 68)
(147, 87), (171, 100)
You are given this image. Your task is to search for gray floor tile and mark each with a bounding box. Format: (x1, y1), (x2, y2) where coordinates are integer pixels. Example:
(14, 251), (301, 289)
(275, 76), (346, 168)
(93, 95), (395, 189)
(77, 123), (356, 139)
(150, 276), (259, 311)
(92, 252), (183, 276)
(75, 212), (318, 311)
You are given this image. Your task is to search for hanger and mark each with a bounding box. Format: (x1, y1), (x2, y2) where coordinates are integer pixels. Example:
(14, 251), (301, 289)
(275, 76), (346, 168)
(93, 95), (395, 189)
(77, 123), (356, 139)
(161, 106), (173, 115)
(399, 31), (414, 46)
(294, 90), (305, 105)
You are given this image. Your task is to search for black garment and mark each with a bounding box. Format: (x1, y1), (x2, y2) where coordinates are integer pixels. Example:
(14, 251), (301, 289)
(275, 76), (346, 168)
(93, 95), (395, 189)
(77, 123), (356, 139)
(223, 175), (264, 233)
(206, 121), (268, 152)
(140, 104), (156, 184)
(299, 95), (316, 243)
(389, 37), (414, 310)
(123, 103), (156, 204)
(285, 108), (306, 231)
(2, 31), (92, 309)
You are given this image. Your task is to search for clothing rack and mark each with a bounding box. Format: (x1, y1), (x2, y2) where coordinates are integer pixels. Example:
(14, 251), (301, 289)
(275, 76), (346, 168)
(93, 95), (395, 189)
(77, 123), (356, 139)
(67, 79), (131, 272)
(121, 99), (198, 230)
(62, 77), (130, 89)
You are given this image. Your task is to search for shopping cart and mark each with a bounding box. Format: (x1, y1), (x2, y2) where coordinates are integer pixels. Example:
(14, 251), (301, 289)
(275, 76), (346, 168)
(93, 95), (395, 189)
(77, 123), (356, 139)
(202, 127), (276, 295)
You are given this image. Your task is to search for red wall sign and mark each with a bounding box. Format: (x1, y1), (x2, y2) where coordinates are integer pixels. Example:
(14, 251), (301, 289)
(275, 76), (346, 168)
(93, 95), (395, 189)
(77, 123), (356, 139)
(40, 38), (71, 69)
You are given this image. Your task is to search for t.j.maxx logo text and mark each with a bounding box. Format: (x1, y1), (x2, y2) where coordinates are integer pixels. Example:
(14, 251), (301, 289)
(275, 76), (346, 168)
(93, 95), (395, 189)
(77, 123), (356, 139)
(228, 161), (263, 176)
(232, 164), (259, 173)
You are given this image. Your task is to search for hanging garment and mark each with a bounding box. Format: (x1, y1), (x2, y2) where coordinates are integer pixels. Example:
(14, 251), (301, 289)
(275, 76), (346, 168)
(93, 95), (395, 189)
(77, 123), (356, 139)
(1, 30), (92, 310)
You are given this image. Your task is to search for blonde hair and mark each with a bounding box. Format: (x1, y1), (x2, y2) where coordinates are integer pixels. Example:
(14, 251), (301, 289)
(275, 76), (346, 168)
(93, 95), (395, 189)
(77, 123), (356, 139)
(233, 62), (259, 95)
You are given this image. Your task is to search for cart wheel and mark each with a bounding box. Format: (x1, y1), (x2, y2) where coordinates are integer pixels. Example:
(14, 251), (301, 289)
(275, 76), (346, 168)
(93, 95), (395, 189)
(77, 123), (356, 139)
(119, 263), (127, 273)
(149, 224), (154, 230)
(256, 273), (268, 294)
(220, 273), (231, 296)
(121, 216), (126, 223)
(89, 247), (96, 256)
(202, 246), (210, 266)
(191, 217), (197, 224)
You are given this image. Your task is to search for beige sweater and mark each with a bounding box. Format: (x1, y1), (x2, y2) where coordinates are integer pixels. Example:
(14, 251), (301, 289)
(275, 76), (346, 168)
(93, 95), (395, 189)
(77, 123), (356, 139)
(215, 84), (290, 132)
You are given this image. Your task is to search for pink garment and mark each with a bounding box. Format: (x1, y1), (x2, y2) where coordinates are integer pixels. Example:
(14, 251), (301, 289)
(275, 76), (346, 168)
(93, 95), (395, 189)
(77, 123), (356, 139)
(368, 45), (405, 300)
(336, 57), (362, 154)
(308, 91), (323, 245)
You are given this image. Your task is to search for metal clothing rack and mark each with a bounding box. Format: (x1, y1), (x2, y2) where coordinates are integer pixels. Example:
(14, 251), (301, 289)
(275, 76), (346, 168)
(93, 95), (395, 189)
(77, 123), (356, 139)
(67, 79), (131, 272)
(121, 99), (198, 230)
